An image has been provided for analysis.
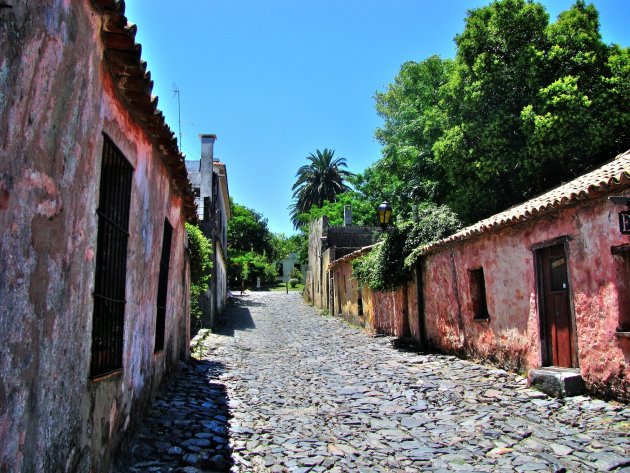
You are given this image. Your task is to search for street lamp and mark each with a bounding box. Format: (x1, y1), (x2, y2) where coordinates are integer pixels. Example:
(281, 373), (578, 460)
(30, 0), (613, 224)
(377, 201), (393, 230)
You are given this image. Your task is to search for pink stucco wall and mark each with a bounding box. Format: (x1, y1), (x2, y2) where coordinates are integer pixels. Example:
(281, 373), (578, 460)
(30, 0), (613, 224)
(0, 2), (191, 471)
(422, 197), (630, 400)
(328, 191), (629, 401)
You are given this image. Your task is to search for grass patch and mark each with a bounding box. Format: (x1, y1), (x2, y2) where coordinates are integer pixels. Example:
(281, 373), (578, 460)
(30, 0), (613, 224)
(248, 282), (304, 292)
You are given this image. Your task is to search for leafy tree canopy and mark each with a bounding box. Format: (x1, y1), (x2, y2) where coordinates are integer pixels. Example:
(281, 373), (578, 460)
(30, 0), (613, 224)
(228, 198), (276, 260)
(365, 0), (629, 225)
(270, 233), (303, 261)
(228, 199), (278, 285)
(294, 191), (379, 229)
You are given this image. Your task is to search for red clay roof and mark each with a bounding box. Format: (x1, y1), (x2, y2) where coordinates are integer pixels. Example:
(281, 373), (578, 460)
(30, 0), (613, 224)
(418, 149), (630, 256)
(91, 0), (197, 221)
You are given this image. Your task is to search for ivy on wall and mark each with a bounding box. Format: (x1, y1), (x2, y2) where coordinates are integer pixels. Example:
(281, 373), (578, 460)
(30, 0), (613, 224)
(352, 203), (461, 292)
(186, 223), (212, 332)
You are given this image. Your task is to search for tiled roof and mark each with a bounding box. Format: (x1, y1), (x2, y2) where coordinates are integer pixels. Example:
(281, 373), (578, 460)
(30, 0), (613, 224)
(417, 149), (630, 256)
(91, 0), (197, 221)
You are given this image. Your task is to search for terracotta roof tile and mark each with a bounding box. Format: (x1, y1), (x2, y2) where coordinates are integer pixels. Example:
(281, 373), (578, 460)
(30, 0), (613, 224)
(91, 0), (197, 221)
(418, 149), (630, 255)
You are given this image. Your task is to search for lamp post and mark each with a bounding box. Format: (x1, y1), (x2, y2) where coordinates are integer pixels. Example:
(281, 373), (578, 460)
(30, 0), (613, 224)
(377, 201), (393, 231)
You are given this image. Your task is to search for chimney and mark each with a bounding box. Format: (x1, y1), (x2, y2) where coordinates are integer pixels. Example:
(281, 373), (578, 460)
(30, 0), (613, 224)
(199, 134), (217, 216)
(343, 205), (352, 227)
(200, 134), (217, 165)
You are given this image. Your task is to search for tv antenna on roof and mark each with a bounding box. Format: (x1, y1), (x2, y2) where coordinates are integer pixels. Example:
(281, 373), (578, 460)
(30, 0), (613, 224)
(172, 85), (182, 150)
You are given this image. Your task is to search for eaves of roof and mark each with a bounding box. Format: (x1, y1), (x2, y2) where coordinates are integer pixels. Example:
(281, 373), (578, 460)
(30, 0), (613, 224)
(414, 149), (630, 258)
(328, 243), (381, 271)
(91, 0), (197, 221)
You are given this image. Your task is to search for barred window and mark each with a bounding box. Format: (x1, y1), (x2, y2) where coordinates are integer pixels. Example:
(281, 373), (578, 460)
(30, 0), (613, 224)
(90, 136), (133, 378)
(155, 219), (173, 352)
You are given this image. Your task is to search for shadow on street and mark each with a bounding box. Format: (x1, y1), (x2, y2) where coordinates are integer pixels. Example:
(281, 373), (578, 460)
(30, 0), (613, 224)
(112, 359), (233, 472)
(214, 295), (259, 337)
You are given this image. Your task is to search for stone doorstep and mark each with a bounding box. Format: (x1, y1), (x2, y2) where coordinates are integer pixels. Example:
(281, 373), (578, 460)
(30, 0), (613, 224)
(527, 367), (586, 399)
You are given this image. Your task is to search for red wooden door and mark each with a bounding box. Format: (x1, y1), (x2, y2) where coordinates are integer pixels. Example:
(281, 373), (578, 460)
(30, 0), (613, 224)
(539, 244), (574, 367)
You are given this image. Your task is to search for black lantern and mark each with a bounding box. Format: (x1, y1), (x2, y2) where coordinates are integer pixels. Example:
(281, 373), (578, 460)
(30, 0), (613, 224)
(377, 201), (393, 230)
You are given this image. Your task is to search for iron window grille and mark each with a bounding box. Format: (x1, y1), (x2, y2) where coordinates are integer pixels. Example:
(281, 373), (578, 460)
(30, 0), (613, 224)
(155, 219), (173, 352)
(90, 135), (133, 378)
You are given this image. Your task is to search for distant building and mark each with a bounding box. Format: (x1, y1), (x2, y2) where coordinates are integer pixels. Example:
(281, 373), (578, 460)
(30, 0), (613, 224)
(277, 253), (306, 283)
(304, 206), (378, 310)
(186, 136), (231, 325)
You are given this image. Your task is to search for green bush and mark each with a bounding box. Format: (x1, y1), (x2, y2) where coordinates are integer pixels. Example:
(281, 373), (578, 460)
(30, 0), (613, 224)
(229, 250), (278, 286)
(186, 223), (212, 332)
(289, 278), (299, 288)
(353, 203), (461, 292)
(289, 266), (303, 282)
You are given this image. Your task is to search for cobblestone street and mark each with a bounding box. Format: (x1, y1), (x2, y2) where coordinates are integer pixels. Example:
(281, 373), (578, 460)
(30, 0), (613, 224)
(117, 292), (630, 472)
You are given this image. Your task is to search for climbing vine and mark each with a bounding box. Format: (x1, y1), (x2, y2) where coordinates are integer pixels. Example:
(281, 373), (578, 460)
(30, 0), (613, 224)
(352, 203), (461, 292)
(186, 223), (212, 332)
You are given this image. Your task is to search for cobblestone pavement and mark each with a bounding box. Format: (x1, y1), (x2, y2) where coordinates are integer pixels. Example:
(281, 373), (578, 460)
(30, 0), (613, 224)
(116, 292), (630, 472)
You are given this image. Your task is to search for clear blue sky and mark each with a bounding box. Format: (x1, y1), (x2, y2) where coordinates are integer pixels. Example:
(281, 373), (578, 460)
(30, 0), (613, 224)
(125, 0), (629, 235)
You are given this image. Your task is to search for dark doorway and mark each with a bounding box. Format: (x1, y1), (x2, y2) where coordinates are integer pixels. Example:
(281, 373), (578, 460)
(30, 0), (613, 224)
(537, 244), (574, 367)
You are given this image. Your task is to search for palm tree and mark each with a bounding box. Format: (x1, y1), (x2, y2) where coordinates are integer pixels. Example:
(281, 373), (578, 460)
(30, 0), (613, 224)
(290, 148), (354, 228)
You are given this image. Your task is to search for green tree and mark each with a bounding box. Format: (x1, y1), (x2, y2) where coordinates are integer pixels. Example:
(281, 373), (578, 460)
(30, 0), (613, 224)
(521, 1), (630, 194)
(270, 233), (303, 260)
(228, 198), (276, 259)
(290, 148), (354, 228)
(227, 199), (276, 286)
(368, 0), (629, 226)
(369, 56), (454, 218)
(434, 0), (550, 223)
(294, 191), (379, 228)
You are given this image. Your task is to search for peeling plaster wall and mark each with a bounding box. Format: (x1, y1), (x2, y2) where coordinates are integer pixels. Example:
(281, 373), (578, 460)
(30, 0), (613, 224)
(329, 261), (419, 339)
(307, 216), (328, 309)
(306, 217), (327, 309)
(321, 248), (333, 312)
(422, 196), (630, 400)
(330, 262), (366, 328)
(370, 288), (407, 338)
(0, 2), (190, 471)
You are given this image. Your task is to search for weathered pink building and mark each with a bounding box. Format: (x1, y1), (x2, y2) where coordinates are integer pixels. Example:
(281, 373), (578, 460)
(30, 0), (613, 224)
(0, 1), (196, 471)
(325, 152), (630, 401)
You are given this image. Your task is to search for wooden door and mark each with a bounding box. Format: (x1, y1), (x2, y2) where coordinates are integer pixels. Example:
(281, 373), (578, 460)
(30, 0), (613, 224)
(538, 244), (574, 367)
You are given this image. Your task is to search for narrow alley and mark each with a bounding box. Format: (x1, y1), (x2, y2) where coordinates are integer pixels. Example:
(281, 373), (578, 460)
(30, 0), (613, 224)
(116, 292), (630, 473)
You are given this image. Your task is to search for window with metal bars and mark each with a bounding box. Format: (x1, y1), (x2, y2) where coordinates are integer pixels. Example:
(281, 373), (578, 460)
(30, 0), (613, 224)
(155, 219), (173, 352)
(90, 135), (133, 378)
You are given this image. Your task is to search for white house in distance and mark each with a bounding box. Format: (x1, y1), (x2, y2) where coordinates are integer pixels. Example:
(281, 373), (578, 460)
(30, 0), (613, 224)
(277, 253), (306, 283)
(186, 135), (231, 325)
